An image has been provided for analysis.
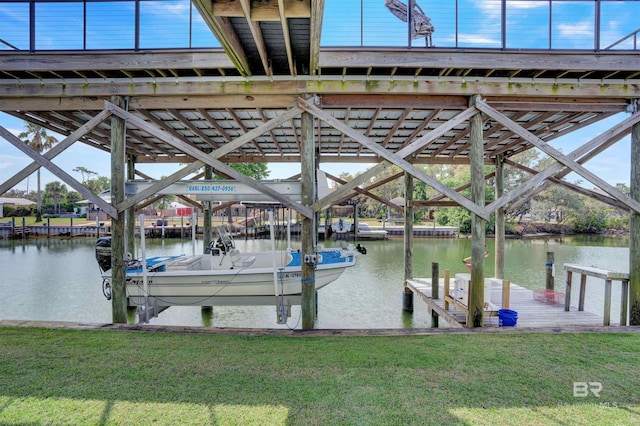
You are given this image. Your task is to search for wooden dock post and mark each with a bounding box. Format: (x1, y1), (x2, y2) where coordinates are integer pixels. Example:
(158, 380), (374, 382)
(578, 274), (587, 311)
(468, 96), (485, 327)
(631, 120), (640, 325)
(564, 264), (630, 326)
(546, 252), (555, 290)
(431, 262), (439, 327)
(300, 110), (315, 329)
(444, 269), (451, 310)
(110, 95), (128, 324)
(203, 164), (213, 251)
(604, 278), (612, 326)
(126, 155), (136, 256)
(564, 269), (573, 311)
(495, 154), (505, 279)
(402, 172), (414, 312)
(621, 279), (630, 326)
(502, 279), (510, 309)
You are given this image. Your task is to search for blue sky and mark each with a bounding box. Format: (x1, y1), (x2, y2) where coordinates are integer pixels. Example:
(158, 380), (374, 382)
(2, 0), (638, 50)
(0, 0), (637, 191)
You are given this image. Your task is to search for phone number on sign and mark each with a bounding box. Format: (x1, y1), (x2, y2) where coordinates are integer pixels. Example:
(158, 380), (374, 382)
(187, 185), (237, 193)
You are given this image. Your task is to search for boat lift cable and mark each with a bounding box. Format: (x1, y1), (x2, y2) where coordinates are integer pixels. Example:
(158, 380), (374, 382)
(139, 213), (151, 322)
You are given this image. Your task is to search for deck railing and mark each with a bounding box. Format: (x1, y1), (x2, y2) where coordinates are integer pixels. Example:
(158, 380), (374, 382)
(0, 0), (638, 52)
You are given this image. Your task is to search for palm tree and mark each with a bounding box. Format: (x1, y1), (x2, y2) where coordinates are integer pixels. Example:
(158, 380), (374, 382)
(19, 122), (58, 222)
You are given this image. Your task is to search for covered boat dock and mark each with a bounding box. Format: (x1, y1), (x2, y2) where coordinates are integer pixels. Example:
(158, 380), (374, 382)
(2, 0), (640, 329)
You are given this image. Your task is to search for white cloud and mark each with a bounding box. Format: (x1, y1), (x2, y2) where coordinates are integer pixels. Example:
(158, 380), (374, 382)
(0, 5), (29, 23)
(507, 1), (547, 9)
(457, 33), (502, 46)
(558, 21), (593, 37)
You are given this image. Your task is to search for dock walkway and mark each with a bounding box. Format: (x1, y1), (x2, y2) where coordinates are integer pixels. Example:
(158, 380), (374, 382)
(406, 278), (612, 328)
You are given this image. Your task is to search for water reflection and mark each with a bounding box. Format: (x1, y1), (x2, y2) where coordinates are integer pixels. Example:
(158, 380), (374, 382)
(0, 235), (630, 328)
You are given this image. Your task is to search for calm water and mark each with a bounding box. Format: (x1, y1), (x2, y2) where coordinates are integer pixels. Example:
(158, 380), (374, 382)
(0, 235), (630, 329)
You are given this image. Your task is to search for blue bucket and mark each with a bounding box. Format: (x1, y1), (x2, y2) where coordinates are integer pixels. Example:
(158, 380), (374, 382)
(498, 309), (518, 327)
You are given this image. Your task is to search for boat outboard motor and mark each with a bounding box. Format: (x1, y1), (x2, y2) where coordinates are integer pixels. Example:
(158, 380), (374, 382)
(356, 243), (367, 255)
(95, 236), (112, 272)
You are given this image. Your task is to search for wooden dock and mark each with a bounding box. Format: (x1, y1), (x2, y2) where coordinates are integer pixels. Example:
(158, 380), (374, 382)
(406, 278), (616, 328)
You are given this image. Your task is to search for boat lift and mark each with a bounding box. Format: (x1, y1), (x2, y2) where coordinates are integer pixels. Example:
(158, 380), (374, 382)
(126, 174), (332, 325)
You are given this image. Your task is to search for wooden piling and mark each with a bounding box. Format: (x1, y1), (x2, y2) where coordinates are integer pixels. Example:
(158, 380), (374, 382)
(431, 262), (439, 327)
(110, 96), (128, 324)
(203, 164), (213, 251)
(494, 154), (505, 279)
(300, 110), (315, 329)
(502, 280), (510, 309)
(468, 96), (485, 327)
(631, 120), (640, 325)
(126, 155), (136, 257)
(444, 269), (451, 310)
(403, 172), (414, 312)
(546, 252), (555, 290)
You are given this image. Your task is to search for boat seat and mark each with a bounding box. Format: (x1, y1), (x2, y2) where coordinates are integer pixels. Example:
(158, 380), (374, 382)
(229, 249), (256, 268)
(171, 256), (201, 270)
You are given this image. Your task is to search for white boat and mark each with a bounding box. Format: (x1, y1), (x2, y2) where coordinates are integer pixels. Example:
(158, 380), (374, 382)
(355, 223), (388, 240)
(331, 220), (388, 240)
(96, 228), (359, 307)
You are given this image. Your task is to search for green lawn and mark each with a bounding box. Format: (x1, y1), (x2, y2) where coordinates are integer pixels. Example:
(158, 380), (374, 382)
(1, 327), (639, 425)
(3, 216), (94, 226)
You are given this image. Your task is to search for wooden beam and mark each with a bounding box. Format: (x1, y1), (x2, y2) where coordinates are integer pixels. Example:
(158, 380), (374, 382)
(192, 0), (252, 76)
(319, 94), (468, 109)
(130, 95), (299, 110)
(226, 108), (264, 155)
(106, 102), (313, 218)
(469, 95), (486, 328)
(299, 97), (490, 221)
(240, 0), (271, 75)
(110, 96), (127, 324)
(300, 110), (315, 329)
(0, 109), (111, 195)
(3, 76), (640, 99)
(404, 172), (414, 292)
(137, 110), (208, 152)
(319, 50), (640, 72)
(0, 51), (234, 72)
(312, 162), (390, 212)
(278, 0), (295, 75)
(169, 108), (221, 150)
(630, 121), (640, 325)
(507, 115), (636, 212)
(0, 125), (117, 218)
(325, 172), (404, 213)
(309, 0), (325, 75)
(477, 99), (640, 214)
(213, 0), (310, 20)
(495, 154), (505, 280)
(117, 104), (303, 211)
(504, 159), (630, 211)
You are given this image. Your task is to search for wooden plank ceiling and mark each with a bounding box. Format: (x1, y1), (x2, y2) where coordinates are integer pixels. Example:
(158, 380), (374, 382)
(1, 0), (639, 166)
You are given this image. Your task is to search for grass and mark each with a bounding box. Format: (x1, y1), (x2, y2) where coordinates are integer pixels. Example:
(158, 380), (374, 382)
(3, 216), (94, 226)
(1, 327), (639, 425)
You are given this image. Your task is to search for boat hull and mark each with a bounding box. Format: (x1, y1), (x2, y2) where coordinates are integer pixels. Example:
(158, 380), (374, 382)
(101, 247), (357, 306)
(124, 264), (348, 298)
